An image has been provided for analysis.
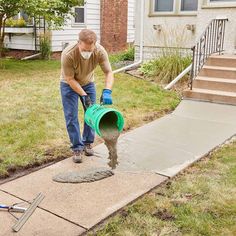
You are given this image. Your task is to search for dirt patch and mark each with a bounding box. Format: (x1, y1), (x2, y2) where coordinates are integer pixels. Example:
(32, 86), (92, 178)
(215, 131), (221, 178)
(1, 49), (61, 60)
(2, 49), (35, 60)
(51, 52), (61, 60)
(152, 209), (176, 221)
(0, 146), (72, 182)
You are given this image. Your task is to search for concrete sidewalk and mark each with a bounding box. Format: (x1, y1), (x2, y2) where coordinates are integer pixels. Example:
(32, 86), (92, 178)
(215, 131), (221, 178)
(0, 100), (235, 235)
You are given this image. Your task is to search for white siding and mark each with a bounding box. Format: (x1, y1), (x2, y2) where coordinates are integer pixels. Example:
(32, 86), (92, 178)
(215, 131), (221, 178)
(51, 0), (100, 52)
(5, 0), (135, 52)
(5, 0), (101, 52)
(134, 0), (236, 60)
(4, 31), (35, 51)
(127, 0), (135, 43)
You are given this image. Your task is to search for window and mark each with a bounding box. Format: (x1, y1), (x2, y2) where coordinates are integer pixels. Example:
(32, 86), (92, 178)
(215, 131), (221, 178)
(154, 0), (174, 12)
(210, 0), (236, 1)
(202, 0), (236, 8)
(74, 7), (85, 24)
(181, 0), (198, 11)
(151, 0), (198, 15)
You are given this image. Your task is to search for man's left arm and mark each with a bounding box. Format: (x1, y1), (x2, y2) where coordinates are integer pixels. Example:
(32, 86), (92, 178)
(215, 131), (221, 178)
(99, 48), (114, 105)
(104, 71), (114, 90)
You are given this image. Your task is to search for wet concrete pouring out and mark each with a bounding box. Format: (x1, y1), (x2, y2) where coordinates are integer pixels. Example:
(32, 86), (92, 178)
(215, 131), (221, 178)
(53, 111), (120, 183)
(100, 111), (120, 170)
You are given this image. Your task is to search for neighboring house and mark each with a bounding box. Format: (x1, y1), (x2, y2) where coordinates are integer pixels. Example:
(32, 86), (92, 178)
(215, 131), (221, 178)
(135, 0), (236, 61)
(4, 0), (135, 53)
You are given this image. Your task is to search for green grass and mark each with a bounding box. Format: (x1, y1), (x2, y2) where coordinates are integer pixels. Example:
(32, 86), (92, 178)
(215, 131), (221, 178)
(0, 59), (180, 177)
(93, 140), (236, 236)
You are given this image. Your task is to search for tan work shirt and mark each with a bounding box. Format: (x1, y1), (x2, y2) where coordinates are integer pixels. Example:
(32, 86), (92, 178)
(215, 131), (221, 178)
(60, 42), (112, 86)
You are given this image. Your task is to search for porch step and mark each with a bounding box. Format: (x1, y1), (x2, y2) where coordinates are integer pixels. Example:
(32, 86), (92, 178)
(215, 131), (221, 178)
(199, 65), (236, 79)
(193, 76), (236, 92)
(183, 88), (236, 105)
(206, 54), (236, 68)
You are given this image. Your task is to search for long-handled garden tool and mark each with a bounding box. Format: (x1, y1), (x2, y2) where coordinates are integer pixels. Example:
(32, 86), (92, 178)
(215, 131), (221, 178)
(0, 193), (45, 232)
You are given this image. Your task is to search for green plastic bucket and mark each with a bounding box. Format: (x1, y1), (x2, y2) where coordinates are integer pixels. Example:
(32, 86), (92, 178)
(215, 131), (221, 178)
(85, 104), (124, 137)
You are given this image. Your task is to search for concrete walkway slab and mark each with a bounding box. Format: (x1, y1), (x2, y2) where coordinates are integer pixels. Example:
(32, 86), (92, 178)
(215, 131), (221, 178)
(174, 100), (236, 125)
(94, 100), (236, 176)
(0, 100), (235, 234)
(0, 191), (84, 236)
(0, 157), (167, 229)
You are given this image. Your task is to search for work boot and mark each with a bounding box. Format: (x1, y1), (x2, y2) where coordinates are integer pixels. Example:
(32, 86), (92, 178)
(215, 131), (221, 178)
(84, 144), (94, 156)
(72, 150), (83, 163)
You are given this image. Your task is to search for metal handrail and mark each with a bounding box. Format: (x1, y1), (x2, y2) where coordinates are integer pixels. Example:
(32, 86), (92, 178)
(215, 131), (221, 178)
(189, 18), (228, 89)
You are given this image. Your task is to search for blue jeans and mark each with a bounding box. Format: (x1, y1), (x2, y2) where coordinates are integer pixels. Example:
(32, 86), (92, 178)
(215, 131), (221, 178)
(60, 82), (96, 152)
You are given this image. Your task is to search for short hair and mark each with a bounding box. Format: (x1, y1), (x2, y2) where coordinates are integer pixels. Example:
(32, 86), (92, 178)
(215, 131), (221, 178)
(79, 29), (97, 44)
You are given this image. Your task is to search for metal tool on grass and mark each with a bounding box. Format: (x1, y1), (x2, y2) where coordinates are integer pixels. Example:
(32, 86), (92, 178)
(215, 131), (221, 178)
(0, 193), (45, 232)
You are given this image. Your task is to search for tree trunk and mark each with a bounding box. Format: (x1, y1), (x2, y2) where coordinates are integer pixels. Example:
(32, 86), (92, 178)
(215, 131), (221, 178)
(0, 15), (3, 58)
(0, 15), (6, 58)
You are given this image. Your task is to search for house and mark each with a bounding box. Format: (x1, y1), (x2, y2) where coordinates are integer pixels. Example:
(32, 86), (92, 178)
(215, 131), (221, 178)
(4, 0), (135, 53)
(133, 0), (236, 106)
(134, 0), (236, 61)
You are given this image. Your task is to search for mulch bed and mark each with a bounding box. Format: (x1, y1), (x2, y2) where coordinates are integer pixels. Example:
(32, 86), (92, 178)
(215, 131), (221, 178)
(1, 49), (61, 60)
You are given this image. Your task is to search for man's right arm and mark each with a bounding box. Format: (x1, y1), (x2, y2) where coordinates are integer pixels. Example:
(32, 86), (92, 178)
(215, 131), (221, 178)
(62, 54), (87, 96)
(66, 76), (87, 96)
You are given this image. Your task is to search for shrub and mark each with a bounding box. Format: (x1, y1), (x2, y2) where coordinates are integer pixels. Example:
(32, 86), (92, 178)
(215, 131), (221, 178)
(5, 18), (26, 27)
(119, 46), (135, 61)
(5, 18), (14, 27)
(139, 50), (192, 83)
(16, 18), (27, 27)
(39, 32), (51, 60)
(109, 46), (135, 64)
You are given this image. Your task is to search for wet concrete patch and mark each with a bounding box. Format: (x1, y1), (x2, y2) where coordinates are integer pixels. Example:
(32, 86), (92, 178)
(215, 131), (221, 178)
(99, 111), (120, 170)
(52, 167), (114, 183)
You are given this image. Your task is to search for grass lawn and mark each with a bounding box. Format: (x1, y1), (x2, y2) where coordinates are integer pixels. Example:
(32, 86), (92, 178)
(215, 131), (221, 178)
(93, 139), (236, 236)
(0, 59), (180, 177)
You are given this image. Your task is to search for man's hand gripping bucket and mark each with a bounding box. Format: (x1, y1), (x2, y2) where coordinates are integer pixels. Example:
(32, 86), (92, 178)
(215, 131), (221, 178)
(84, 104), (124, 136)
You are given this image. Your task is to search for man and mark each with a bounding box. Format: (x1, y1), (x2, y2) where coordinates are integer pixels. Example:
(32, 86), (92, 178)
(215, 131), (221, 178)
(60, 29), (114, 163)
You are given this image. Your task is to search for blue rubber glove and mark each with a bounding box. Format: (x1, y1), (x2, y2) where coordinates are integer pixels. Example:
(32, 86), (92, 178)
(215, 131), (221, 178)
(100, 89), (113, 105)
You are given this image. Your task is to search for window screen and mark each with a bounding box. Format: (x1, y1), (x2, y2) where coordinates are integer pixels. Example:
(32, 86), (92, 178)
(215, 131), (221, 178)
(75, 7), (84, 23)
(181, 0), (198, 11)
(154, 0), (174, 12)
(210, 0), (236, 2)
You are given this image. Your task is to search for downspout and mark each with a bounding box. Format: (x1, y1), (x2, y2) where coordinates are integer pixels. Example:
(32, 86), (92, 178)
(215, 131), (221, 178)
(113, 0), (144, 74)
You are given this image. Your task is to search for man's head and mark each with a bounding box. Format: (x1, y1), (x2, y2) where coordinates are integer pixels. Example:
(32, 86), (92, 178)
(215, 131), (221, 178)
(78, 29), (97, 59)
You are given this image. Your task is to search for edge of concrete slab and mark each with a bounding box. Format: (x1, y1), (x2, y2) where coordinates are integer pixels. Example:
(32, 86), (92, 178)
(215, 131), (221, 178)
(81, 173), (169, 235)
(156, 133), (236, 177)
(84, 135), (236, 235)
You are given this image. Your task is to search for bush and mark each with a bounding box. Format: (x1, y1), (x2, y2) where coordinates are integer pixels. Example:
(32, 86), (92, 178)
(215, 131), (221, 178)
(16, 18), (27, 27)
(5, 18), (26, 27)
(39, 32), (51, 60)
(5, 18), (14, 27)
(119, 46), (135, 61)
(109, 46), (135, 64)
(139, 51), (192, 83)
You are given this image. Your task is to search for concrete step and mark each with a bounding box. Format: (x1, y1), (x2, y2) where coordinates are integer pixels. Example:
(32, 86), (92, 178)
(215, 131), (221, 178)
(183, 88), (236, 105)
(193, 76), (236, 92)
(199, 65), (236, 79)
(206, 55), (236, 68)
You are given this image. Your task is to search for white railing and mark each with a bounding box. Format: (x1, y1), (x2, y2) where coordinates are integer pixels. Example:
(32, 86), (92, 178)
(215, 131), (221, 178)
(164, 64), (192, 90)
